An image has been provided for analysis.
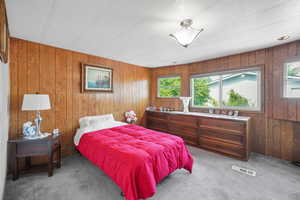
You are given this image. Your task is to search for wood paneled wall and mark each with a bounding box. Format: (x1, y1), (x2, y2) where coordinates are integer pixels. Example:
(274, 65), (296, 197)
(9, 36), (300, 162)
(150, 40), (300, 161)
(9, 37), (151, 157)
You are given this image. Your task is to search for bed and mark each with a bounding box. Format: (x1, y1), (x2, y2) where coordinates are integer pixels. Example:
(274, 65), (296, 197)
(74, 114), (194, 200)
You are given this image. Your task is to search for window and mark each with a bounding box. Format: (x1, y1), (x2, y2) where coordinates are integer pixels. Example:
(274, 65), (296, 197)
(191, 68), (261, 111)
(157, 76), (181, 97)
(191, 75), (220, 107)
(284, 61), (300, 98)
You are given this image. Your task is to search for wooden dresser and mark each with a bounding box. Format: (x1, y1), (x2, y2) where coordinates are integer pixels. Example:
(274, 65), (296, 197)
(146, 111), (251, 160)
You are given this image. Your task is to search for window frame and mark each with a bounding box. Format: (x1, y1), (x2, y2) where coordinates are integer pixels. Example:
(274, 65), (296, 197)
(157, 75), (181, 98)
(283, 59), (300, 99)
(190, 67), (262, 111)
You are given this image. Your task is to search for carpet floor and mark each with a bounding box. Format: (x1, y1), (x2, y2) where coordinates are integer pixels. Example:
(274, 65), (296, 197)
(4, 146), (300, 200)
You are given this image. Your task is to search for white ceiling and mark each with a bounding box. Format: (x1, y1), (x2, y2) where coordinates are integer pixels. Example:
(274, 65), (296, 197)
(6, 0), (300, 67)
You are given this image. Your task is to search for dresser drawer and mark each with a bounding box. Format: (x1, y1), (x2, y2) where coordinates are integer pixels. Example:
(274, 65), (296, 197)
(147, 118), (168, 132)
(199, 128), (245, 145)
(169, 114), (198, 128)
(168, 122), (198, 141)
(198, 136), (245, 159)
(200, 118), (245, 132)
(167, 130), (198, 146)
(147, 111), (168, 120)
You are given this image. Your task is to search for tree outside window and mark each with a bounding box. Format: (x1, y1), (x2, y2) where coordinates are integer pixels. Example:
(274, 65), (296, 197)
(158, 76), (181, 97)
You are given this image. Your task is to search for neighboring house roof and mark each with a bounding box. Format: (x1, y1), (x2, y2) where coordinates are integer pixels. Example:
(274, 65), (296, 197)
(287, 76), (300, 80)
(208, 72), (257, 86)
(208, 73), (300, 86)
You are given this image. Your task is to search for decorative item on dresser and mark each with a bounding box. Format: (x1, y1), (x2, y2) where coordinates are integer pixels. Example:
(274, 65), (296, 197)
(21, 94), (51, 138)
(179, 96), (192, 113)
(146, 110), (251, 160)
(8, 134), (61, 180)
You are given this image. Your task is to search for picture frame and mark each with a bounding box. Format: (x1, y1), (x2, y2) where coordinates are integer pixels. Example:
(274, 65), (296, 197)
(0, 0), (9, 63)
(81, 63), (113, 93)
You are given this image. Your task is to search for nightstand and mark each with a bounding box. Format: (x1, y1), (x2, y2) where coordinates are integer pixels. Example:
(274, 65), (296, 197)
(8, 134), (61, 180)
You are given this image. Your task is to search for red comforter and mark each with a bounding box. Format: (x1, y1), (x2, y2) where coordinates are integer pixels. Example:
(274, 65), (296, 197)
(76, 125), (193, 200)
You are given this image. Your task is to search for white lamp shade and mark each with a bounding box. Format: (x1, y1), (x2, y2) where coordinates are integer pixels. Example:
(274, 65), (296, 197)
(22, 94), (51, 111)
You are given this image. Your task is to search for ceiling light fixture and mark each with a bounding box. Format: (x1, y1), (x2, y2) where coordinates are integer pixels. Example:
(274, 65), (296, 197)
(277, 35), (290, 41)
(170, 18), (204, 48)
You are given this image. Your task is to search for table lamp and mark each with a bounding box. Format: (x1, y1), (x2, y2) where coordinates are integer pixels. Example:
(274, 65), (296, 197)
(22, 94), (51, 137)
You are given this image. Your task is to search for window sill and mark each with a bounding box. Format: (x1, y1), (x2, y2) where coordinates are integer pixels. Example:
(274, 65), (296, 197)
(156, 97), (180, 99)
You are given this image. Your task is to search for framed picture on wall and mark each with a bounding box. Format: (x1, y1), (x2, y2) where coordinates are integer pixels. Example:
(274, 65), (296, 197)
(81, 63), (113, 93)
(0, 0), (9, 63)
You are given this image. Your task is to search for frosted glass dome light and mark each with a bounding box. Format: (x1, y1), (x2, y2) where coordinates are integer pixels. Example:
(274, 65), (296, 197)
(169, 19), (203, 48)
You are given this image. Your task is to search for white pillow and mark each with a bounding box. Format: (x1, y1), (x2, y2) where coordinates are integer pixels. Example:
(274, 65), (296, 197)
(79, 117), (90, 128)
(74, 121), (127, 145)
(79, 114), (115, 128)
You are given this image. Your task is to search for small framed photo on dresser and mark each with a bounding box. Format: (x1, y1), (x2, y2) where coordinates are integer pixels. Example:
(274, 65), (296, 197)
(81, 63), (113, 93)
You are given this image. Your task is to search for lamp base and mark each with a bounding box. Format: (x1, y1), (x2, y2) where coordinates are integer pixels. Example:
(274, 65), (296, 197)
(34, 111), (42, 137)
